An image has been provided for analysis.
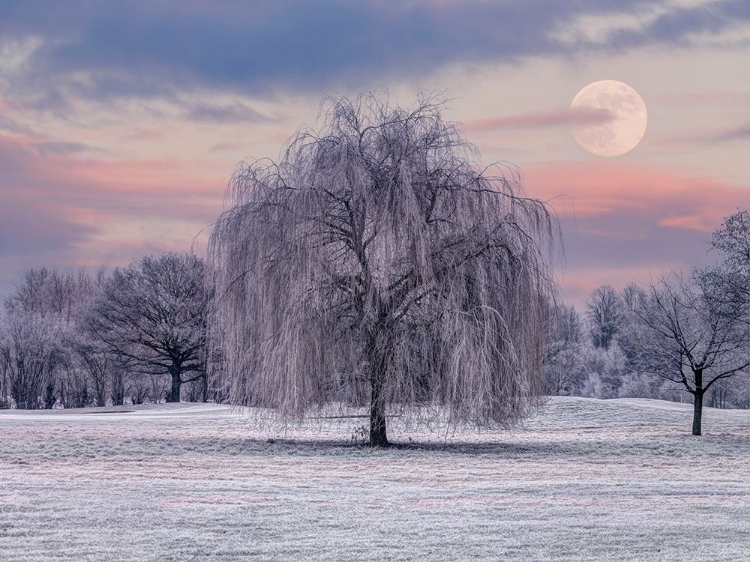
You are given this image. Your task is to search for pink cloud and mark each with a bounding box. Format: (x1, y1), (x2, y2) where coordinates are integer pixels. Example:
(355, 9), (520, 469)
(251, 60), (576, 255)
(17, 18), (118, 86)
(210, 141), (247, 153)
(519, 161), (750, 305)
(119, 127), (167, 141)
(524, 161), (750, 232)
(463, 107), (616, 134)
(0, 133), (228, 295)
(557, 274), (600, 302)
(64, 157), (213, 192)
(657, 216), (715, 233)
(650, 91), (750, 106)
(47, 125), (171, 145)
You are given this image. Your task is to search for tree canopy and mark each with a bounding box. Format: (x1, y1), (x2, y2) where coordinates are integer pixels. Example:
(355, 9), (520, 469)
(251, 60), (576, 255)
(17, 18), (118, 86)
(86, 253), (208, 403)
(209, 93), (559, 445)
(627, 272), (750, 435)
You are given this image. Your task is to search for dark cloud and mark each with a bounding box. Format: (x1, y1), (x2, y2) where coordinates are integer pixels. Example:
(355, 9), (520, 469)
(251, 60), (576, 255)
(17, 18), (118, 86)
(187, 101), (273, 123)
(0, 196), (97, 258)
(706, 123), (750, 142)
(3, 0), (745, 106)
(599, 0), (749, 51)
(658, 122), (750, 146)
(0, 114), (35, 135)
(556, 213), (721, 309)
(34, 141), (98, 155)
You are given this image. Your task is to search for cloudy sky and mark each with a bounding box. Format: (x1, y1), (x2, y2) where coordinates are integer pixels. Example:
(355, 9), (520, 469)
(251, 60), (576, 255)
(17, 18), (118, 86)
(1, 0), (749, 307)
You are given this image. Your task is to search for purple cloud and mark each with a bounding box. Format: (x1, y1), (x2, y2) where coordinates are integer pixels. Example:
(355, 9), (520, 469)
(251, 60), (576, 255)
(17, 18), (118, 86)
(34, 141), (100, 155)
(657, 122), (750, 146)
(187, 101), (274, 124)
(1, 0), (747, 108)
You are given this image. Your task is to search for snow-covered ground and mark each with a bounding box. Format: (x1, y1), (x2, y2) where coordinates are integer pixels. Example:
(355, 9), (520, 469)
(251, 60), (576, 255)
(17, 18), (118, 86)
(1, 397), (749, 561)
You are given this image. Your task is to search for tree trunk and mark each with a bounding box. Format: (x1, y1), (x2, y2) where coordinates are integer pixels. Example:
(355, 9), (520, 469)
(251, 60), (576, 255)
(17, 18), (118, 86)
(369, 380), (388, 446)
(692, 367), (703, 436)
(369, 352), (389, 447)
(692, 390), (703, 436)
(167, 366), (181, 403)
(44, 382), (56, 409)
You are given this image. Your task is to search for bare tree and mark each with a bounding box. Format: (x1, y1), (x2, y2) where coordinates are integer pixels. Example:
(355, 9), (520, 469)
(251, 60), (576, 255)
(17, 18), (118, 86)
(110, 358), (127, 406)
(129, 375), (152, 405)
(711, 209), (750, 270)
(58, 361), (91, 408)
(629, 272), (750, 435)
(68, 335), (117, 407)
(621, 282), (647, 311)
(586, 285), (625, 350)
(6, 267), (96, 320)
(86, 253), (208, 403)
(4, 267), (105, 408)
(209, 93), (558, 446)
(708, 208), (750, 327)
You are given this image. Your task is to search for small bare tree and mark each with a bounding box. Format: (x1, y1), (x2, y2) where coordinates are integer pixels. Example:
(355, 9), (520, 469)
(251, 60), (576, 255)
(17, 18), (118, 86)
(209, 93), (558, 445)
(86, 253), (209, 402)
(629, 272), (750, 435)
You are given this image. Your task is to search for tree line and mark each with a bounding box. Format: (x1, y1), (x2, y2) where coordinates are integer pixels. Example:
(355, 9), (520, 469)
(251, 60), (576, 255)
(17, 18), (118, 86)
(0, 254), (209, 409)
(2, 94), (749, 443)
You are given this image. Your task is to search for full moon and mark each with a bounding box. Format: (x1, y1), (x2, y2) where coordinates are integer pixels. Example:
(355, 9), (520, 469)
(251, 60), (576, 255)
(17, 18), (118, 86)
(570, 80), (647, 157)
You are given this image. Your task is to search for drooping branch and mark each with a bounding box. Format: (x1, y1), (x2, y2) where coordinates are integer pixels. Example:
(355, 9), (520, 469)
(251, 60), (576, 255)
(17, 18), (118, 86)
(208, 93), (560, 437)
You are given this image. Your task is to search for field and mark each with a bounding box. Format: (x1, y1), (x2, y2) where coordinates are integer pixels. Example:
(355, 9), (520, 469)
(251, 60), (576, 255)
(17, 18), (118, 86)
(1, 397), (749, 561)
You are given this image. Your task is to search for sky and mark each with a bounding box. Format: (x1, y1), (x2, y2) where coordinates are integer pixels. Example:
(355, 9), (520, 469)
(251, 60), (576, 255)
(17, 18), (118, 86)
(1, 0), (749, 308)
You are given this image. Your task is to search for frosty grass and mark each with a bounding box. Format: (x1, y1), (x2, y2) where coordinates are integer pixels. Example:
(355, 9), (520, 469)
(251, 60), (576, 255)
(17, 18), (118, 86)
(1, 396), (749, 561)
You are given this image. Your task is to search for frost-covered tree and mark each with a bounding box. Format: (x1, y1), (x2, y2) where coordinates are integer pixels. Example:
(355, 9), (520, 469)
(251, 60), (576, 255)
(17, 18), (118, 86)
(67, 333), (128, 407)
(209, 93), (558, 446)
(708, 208), (750, 330)
(621, 282), (647, 312)
(543, 303), (584, 395)
(86, 253), (209, 403)
(586, 285), (625, 350)
(629, 272), (750, 435)
(0, 311), (65, 409)
(578, 341), (628, 399)
(711, 209), (750, 272)
(6, 267), (97, 320)
(3, 267), (99, 408)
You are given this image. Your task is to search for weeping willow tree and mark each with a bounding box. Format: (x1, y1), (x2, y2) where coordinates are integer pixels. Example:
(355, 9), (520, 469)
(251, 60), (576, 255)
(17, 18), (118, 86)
(209, 93), (558, 446)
